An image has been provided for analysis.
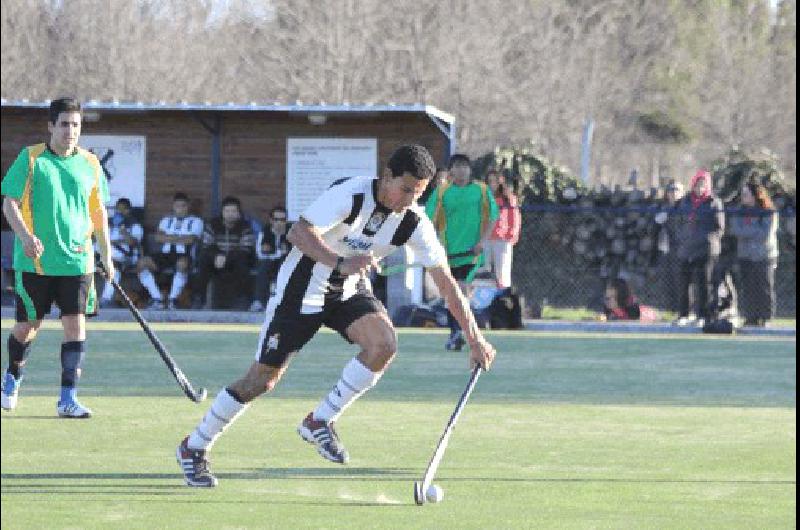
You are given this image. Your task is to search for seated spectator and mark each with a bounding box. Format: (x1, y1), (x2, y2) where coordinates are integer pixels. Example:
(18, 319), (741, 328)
(249, 206), (292, 312)
(599, 278), (658, 322)
(484, 169), (521, 288)
(192, 196), (255, 310)
(729, 181), (779, 326)
(98, 197), (144, 307)
(138, 192), (203, 310)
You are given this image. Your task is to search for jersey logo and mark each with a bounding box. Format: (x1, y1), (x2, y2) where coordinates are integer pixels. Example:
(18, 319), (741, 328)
(266, 333), (280, 351)
(341, 235), (372, 252)
(363, 210), (387, 236)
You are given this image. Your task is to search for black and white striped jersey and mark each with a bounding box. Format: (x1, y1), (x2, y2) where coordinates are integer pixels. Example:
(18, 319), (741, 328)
(269, 177), (447, 314)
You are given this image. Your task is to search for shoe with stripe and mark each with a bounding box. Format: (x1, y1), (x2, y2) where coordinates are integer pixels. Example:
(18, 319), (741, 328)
(1, 371), (21, 411)
(445, 330), (465, 351)
(176, 436), (218, 487)
(56, 399), (92, 418)
(297, 412), (349, 464)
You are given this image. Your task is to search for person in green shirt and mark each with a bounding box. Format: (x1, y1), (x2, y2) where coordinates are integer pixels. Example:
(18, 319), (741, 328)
(426, 154), (499, 350)
(1, 97), (114, 418)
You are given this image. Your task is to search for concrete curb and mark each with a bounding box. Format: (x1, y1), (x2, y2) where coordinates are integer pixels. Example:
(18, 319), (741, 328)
(1, 306), (795, 337)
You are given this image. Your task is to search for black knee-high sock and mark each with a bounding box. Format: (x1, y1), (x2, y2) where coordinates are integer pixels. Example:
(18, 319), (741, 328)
(7, 335), (32, 379)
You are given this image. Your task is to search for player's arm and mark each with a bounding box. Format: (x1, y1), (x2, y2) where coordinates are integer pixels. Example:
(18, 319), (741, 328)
(286, 218), (376, 275)
(2, 197), (43, 258)
(428, 265), (495, 370)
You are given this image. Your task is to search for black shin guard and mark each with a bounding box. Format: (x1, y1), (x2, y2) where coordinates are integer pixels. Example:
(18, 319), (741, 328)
(60, 341), (86, 388)
(7, 335), (32, 379)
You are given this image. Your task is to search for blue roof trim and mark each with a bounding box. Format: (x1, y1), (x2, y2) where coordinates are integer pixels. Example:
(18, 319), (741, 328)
(0, 99), (454, 124)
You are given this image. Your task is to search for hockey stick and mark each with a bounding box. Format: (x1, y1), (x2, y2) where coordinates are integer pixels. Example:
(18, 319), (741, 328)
(378, 251), (475, 276)
(100, 268), (207, 403)
(414, 365), (483, 505)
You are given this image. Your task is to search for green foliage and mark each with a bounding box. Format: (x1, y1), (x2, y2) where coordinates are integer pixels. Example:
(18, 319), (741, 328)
(473, 145), (586, 203)
(710, 146), (795, 203)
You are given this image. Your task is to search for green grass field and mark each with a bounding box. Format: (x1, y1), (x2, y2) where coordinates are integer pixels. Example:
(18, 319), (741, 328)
(1, 321), (795, 529)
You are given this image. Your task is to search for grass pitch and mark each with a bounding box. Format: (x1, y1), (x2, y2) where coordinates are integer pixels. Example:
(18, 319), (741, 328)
(1, 321), (796, 529)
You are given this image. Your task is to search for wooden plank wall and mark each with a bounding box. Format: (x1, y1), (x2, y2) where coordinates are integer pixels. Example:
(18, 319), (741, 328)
(1, 108), (448, 229)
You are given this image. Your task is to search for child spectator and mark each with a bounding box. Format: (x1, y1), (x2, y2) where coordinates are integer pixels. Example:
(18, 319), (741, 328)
(485, 170), (521, 288)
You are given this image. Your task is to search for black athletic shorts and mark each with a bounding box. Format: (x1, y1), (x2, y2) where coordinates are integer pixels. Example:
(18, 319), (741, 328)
(14, 271), (97, 322)
(256, 292), (386, 367)
(153, 252), (192, 272)
(450, 264), (475, 282)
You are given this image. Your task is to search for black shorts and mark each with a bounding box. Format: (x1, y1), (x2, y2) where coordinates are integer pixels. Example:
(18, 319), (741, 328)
(153, 252), (192, 272)
(256, 293), (386, 367)
(450, 264), (475, 282)
(14, 271), (96, 322)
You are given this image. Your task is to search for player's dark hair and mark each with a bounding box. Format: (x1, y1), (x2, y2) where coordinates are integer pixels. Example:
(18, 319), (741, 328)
(387, 145), (436, 181)
(116, 197), (132, 209)
(49, 97), (82, 124)
(447, 153), (471, 170)
(221, 196), (242, 210)
(173, 192), (189, 202)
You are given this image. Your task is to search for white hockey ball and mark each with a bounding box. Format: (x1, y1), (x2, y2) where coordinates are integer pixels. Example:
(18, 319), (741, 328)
(426, 484), (444, 503)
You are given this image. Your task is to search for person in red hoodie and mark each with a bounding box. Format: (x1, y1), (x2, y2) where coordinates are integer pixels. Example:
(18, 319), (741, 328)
(484, 170), (521, 288)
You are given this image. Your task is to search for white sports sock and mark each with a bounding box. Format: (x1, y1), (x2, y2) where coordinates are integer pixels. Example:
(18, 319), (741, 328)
(169, 271), (188, 300)
(313, 358), (382, 423)
(139, 269), (162, 300)
(187, 388), (249, 451)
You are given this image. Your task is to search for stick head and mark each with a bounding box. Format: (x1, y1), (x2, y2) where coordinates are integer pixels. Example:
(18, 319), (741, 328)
(413, 481), (425, 505)
(193, 387), (208, 403)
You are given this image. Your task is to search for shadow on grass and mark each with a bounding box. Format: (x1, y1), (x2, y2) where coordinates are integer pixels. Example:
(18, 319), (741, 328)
(2, 470), (794, 485)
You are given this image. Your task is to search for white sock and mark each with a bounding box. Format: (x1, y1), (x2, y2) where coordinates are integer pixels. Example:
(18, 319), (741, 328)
(187, 388), (249, 451)
(139, 269), (162, 300)
(169, 272), (188, 300)
(313, 358), (382, 423)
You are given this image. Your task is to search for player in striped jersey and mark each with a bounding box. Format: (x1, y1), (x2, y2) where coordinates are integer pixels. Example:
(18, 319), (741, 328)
(177, 145), (496, 487)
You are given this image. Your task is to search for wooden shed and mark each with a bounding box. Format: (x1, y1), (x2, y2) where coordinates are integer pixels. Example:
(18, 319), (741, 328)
(1, 100), (455, 229)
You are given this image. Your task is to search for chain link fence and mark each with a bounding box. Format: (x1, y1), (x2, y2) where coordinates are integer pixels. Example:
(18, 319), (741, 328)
(512, 205), (796, 319)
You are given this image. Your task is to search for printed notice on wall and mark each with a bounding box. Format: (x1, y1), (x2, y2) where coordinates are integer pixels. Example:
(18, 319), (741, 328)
(80, 135), (147, 207)
(287, 138), (377, 220)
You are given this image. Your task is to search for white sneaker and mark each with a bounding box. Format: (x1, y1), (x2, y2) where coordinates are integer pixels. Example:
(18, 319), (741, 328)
(694, 318), (705, 328)
(674, 316), (692, 327)
(1, 371), (21, 410)
(57, 399), (92, 418)
(249, 300), (264, 312)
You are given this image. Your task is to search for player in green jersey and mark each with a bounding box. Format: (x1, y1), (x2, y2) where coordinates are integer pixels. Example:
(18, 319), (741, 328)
(426, 154), (499, 350)
(1, 97), (114, 418)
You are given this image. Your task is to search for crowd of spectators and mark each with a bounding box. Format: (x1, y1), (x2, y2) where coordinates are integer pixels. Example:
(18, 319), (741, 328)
(82, 159), (792, 329)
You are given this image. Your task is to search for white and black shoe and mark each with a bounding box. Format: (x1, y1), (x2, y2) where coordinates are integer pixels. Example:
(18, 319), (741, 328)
(1, 371), (21, 411)
(445, 330), (466, 351)
(297, 412), (349, 464)
(176, 436), (218, 487)
(56, 399), (92, 418)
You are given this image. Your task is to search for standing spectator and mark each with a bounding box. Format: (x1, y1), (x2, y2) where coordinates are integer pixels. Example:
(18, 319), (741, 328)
(654, 181), (684, 313)
(138, 192), (203, 310)
(426, 154), (499, 350)
(192, 196), (255, 310)
(674, 170), (725, 327)
(249, 206), (292, 312)
(98, 197), (144, 308)
(729, 182), (779, 326)
(484, 169), (521, 288)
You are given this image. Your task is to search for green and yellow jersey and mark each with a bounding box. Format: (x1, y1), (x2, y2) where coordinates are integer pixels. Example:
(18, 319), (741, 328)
(425, 180), (499, 268)
(1, 143), (109, 276)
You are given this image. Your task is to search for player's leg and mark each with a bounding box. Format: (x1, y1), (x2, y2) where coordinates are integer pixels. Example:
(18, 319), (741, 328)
(446, 266), (471, 350)
(55, 274), (94, 418)
(137, 255), (164, 308)
(167, 255), (191, 309)
(178, 307), (320, 487)
(3, 272), (52, 411)
(299, 296), (394, 464)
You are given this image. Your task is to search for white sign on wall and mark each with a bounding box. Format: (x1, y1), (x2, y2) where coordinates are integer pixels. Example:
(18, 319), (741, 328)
(79, 135), (147, 207)
(286, 138), (377, 220)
